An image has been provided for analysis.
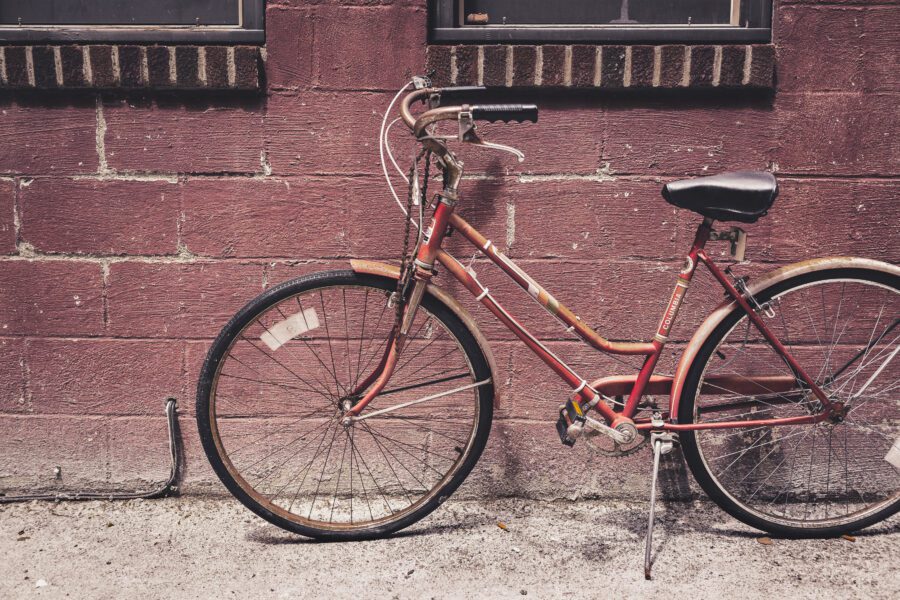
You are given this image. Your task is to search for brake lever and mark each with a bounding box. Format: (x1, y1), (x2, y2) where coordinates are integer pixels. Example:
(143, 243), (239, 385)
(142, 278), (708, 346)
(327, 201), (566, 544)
(470, 139), (526, 163)
(458, 110), (525, 162)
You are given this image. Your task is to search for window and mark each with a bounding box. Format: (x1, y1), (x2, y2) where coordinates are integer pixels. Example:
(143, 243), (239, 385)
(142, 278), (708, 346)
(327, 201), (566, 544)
(430, 0), (772, 43)
(0, 1), (264, 43)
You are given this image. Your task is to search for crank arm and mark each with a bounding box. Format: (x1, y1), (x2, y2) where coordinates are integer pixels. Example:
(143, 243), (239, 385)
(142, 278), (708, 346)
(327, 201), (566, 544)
(584, 416), (631, 444)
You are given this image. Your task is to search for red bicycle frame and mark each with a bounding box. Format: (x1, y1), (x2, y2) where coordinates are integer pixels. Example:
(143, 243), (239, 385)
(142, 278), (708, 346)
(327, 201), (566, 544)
(345, 89), (839, 433)
(347, 197), (838, 432)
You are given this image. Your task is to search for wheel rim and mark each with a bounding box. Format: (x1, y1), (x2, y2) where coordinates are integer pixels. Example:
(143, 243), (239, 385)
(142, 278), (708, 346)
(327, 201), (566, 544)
(207, 282), (483, 532)
(692, 275), (900, 529)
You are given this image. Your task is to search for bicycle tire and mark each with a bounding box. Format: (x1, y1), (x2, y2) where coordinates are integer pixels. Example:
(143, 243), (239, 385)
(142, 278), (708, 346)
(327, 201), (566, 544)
(197, 270), (494, 540)
(679, 267), (900, 537)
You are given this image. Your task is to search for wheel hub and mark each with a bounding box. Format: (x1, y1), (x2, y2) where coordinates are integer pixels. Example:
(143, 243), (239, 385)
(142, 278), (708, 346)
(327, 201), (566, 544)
(828, 401), (848, 424)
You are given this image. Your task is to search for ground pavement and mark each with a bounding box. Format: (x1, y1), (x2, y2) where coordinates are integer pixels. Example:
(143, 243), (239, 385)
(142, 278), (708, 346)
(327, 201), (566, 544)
(1, 496), (897, 599)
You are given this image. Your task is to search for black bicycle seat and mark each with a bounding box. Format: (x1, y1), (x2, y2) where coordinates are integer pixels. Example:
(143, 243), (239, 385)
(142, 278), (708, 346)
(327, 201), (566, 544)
(662, 171), (778, 223)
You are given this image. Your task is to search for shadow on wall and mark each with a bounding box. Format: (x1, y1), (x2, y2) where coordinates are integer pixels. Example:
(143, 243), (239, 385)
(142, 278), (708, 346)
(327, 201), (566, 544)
(0, 88), (266, 111)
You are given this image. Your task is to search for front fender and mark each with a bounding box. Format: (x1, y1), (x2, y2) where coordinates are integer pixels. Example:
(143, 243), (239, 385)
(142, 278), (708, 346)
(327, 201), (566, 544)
(669, 256), (900, 420)
(349, 259), (499, 387)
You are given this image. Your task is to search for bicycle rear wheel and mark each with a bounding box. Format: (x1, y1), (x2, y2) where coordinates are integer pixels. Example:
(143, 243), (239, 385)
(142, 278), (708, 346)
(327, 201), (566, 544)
(197, 270), (494, 540)
(679, 267), (900, 536)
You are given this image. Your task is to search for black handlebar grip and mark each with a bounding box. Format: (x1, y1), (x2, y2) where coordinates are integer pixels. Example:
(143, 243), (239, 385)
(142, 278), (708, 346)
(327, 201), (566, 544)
(470, 104), (539, 124)
(438, 86), (488, 97)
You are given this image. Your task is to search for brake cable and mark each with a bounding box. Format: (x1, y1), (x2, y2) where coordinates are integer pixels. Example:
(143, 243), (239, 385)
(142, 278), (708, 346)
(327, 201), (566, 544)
(395, 149), (432, 327)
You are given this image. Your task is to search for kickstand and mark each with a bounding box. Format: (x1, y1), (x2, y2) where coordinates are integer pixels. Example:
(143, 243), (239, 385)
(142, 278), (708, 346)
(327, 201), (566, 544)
(644, 430), (677, 580)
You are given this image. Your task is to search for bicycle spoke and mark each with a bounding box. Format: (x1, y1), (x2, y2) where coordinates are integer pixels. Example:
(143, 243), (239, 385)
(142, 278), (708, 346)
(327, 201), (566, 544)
(207, 280), (486, 532)
(351, 288), (370, 391)
(307, 422), (342, 519)
(240, 334), (335, 403)
(691, 274), (899, 530)
(378, 371), (471, 397)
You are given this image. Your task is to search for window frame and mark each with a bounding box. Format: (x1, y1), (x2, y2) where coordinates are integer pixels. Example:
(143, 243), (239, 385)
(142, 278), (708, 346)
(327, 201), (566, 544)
(0, 1), (265, 44)
(430, 0), (772, 44)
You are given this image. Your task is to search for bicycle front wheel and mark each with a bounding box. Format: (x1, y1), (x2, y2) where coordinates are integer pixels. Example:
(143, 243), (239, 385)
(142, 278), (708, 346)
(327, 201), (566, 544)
(197, 270), (494, 540)
(680, 266), (900, 536)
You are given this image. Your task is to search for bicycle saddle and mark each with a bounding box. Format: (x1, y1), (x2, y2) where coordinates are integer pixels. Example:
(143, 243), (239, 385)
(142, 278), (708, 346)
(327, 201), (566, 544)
(661, 171), (778, 223)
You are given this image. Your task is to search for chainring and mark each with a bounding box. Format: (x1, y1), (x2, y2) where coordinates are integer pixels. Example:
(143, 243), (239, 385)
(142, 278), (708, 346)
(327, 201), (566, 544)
(582, 395), (654, 457)
(583, 422), (649, 457)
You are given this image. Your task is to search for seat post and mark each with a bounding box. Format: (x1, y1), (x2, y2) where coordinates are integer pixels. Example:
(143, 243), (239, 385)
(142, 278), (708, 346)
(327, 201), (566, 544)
(691, 217), (714, 252)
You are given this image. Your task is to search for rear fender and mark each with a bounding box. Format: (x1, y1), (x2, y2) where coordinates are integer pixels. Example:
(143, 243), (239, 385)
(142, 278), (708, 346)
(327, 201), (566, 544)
(670, 257), (900, 421)
(349, 259), (498, 386)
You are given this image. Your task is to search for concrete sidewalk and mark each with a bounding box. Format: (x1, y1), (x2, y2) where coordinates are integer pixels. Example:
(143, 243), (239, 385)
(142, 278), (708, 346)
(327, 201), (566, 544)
(1, 496), (897, 599)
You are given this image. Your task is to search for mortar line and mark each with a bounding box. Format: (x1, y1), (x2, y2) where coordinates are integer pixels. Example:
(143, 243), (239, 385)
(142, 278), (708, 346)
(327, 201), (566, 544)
(110, 46), (121, 86)
(95, 96), (109, 175)
(712, 46), (723, 87)
(450, 47), (458, 86)
(100, 260), (111, 328)
(476, 45), (484, 87)
(505, 200), (516, 250)
(652, 47), (661, 87)
(743, 45), (753, 85)
(82, 46), (93, 85)
(53, 46), (63, 87)
(12, 177), (22, 250)
(168, 47), (177, 84)
(623, 47), (632, 88)
(198, 47), (208, 87)
(140, 46), (149, 86)
(227, 47), (236, 87)
(25, 46), (35, 87)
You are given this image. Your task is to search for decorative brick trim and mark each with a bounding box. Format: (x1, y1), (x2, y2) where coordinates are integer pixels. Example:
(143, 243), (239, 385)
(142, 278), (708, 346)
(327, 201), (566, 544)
(426, 44), (775, 90)
(0, 45), (261, 90)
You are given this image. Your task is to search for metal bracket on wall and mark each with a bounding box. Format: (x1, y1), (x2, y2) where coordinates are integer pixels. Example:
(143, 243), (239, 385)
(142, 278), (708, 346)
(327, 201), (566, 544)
(0, 397), (182, 504)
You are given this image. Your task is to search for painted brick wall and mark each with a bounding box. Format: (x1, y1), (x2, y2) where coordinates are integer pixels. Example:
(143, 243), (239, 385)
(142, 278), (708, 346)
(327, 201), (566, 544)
(0, 0), (898, 500)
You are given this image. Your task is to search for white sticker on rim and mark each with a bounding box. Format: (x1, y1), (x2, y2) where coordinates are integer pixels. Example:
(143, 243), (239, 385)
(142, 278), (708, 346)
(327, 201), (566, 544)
(886, 438), (900, 470)
(260, 307), (320, 351)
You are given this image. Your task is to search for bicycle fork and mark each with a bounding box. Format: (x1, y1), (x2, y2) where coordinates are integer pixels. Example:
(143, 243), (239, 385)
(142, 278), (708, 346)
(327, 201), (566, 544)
(345, 270), (431, 417)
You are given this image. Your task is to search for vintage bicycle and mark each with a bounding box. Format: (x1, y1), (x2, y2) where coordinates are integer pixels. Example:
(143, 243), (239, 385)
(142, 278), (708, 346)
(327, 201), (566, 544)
(197, 80), (899, 577)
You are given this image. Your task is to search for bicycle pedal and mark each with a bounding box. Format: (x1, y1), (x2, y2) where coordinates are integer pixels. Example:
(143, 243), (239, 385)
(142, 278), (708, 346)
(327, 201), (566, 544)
(555, 399), (586, 447)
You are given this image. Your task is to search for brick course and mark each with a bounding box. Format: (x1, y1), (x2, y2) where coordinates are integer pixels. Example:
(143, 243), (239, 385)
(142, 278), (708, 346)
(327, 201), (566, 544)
(0, 1), (897, 500)
(425, 43), (777, 90)
(0, 45), (262, 90)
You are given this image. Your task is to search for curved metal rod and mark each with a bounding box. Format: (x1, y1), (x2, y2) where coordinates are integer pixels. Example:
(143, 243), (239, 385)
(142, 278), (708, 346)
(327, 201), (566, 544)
(0, 398), (181, 503)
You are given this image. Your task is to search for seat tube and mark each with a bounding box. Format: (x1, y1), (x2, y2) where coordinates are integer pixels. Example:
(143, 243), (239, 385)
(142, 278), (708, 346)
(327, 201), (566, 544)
(655, 218), (710, 344)
(623, 220), (711, 416)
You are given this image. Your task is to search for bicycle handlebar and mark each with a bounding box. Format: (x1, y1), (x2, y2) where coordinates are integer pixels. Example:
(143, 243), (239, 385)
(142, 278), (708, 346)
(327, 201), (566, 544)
(438, 86), (487, 98)
(470, 104), (539, 124)
(399, 88), (539, 134)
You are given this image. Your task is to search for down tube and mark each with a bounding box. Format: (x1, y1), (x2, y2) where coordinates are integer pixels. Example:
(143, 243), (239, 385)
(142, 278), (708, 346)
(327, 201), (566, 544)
(435, 250), (619, 423)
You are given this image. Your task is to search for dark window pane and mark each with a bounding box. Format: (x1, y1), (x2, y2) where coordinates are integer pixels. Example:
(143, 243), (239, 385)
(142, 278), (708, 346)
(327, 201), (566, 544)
(0, 1), (241, 26)
(463, 0), (736, 26)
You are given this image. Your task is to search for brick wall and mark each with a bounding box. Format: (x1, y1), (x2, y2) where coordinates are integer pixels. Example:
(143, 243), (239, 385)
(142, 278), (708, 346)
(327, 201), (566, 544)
(0, 0), (898, 500)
